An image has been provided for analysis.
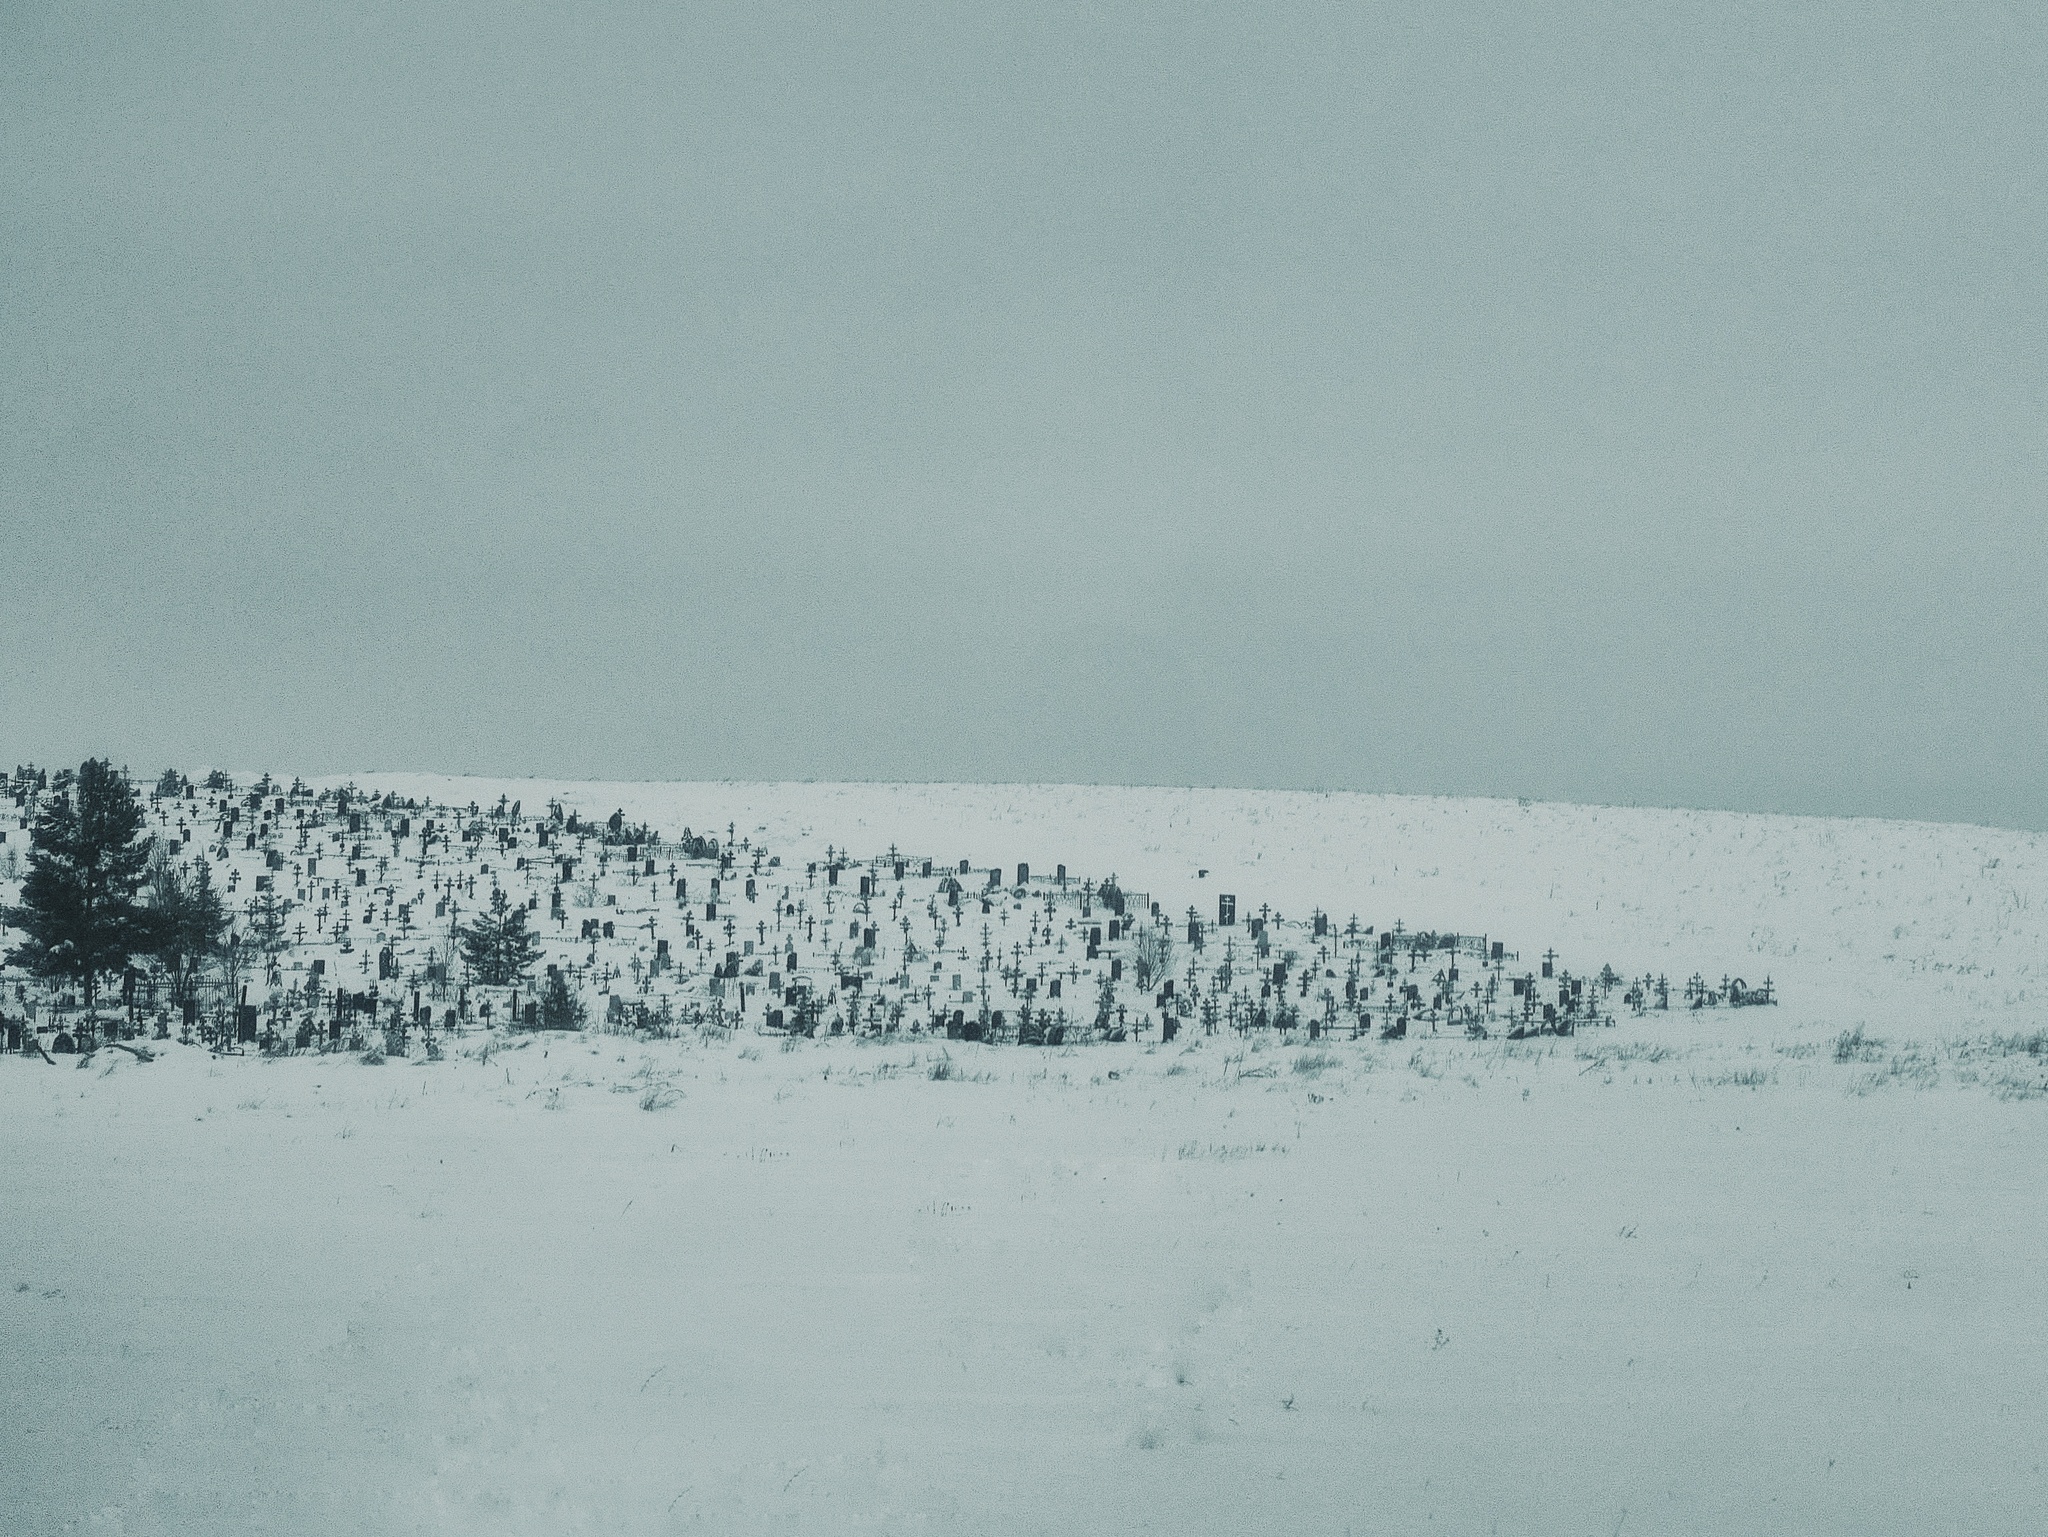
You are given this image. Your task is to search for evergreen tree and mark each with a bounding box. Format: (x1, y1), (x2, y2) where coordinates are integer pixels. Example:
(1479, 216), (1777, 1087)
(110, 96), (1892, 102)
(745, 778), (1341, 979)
(146, 846), (228, 1003)
(460, 888), (540, 987)
(538, 970), (586, 1031)
(1094, 972), (1118, 1033)
(2, 759), (163, 1010)
(248, 885), (289, 958)
(501, 903), (540, 984)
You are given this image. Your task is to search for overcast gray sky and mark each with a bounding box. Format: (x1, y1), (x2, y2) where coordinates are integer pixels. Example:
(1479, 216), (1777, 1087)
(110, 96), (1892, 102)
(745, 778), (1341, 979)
(3, 2), (2043, 827)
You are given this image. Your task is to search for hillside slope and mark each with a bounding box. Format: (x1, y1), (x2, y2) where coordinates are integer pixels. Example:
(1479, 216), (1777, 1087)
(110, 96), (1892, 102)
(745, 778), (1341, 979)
(326, 776), (2048, 1038)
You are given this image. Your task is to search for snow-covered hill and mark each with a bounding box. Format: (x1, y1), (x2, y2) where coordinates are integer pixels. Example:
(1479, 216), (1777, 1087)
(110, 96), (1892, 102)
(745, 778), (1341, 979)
(322, 776), (2048, 1037)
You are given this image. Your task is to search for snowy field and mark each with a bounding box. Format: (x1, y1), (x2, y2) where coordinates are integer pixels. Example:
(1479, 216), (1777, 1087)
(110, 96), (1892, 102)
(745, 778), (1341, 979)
(6, 780), (2046, 1534)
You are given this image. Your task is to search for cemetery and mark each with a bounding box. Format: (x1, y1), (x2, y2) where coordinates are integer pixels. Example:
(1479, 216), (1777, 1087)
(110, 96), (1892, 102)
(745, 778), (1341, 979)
(0, 764), (1769, 1063)
(4, 768), (2043, 1537)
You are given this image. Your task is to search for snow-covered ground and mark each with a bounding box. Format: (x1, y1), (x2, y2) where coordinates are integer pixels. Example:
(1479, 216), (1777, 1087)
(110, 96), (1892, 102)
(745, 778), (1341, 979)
(5, 780), (2045, 1534)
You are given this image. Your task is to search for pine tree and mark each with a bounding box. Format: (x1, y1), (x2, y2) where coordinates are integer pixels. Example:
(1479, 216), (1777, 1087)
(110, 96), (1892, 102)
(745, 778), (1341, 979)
(538, 970), (585, 1031)
(501, 903), (540, 984)
(248, 886), (289, 960)
(145, 846), (227, 1003)
(460, 888), (540, 987)
(3, 759), (163, 1011)
(1094, 971), (1118, 1033)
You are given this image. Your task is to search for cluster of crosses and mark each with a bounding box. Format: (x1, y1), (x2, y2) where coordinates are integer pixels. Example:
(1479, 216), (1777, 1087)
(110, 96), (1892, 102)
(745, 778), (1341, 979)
(0, 765), (1763, 1059)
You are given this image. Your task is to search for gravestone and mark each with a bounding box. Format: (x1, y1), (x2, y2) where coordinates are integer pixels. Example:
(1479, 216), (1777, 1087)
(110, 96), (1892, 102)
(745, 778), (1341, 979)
(1218, 894), (1237, 926)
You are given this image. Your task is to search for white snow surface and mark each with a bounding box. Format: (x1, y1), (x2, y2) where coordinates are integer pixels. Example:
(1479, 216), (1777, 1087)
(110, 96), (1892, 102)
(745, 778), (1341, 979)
(4, 779), (2045, 1534)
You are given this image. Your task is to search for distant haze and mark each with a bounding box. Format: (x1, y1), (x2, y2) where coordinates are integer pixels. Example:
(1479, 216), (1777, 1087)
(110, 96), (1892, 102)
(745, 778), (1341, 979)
(4, 4), (2043, 828)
